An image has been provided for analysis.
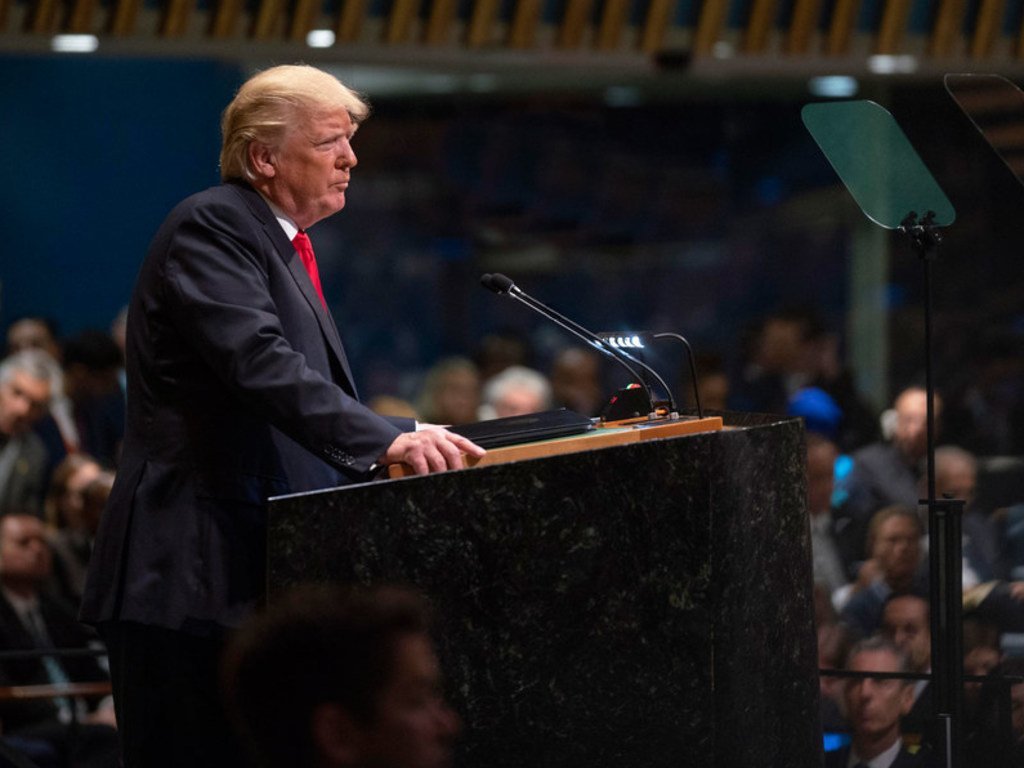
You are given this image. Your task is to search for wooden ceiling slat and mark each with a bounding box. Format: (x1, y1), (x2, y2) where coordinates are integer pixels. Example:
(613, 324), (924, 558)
(384, 0), (419, 43)
(336, 0), (366, 42)
(970, 0), (1004, 57)
(160, 0), (196, 35)
(694, 0), (729, 56)
(508, 0), (541, 47)
(742, 0), (777, 53)
(640, 0), (673, 53)
(928, 0), (964, 56)
(466, 0), (500, 47)
(109, 0), (140, 33)
(67, 0), (96, 32)
(824, 0), (859, 55)
(556, 0), (593, 47)
(424, 0), (458, 44)
(784, 0), (819, 53)
(253, 0), (286, 38)
(27, 0), (60, 33)
(875, 0), (911, 53)
(595, 0), (629, 50)
(209, 0), (244, 37)
(289, 0), (319, 40)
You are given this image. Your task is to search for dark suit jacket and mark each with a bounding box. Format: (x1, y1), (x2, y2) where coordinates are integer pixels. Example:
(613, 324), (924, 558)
(824, 742), (930, 767)
(0, 431), (48, 517)
(80, 182), (413, 632)
(0, 591), (108, 734)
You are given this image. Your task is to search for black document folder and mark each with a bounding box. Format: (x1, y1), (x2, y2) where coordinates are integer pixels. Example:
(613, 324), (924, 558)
(449, 408), (595, 450)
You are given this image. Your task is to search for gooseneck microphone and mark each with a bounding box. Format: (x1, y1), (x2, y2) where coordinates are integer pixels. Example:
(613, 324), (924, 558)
(480, 273), (677, 415)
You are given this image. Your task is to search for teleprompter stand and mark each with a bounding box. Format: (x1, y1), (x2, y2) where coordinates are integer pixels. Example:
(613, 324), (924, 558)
(803, 99), (964, 768)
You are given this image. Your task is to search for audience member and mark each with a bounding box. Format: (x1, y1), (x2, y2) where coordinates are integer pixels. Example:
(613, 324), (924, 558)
(550, 346), (604, 417)
(826, 636), (929, 767)
(473, 330), (532, 383)
(963, 614), (1002, 734)
(942, 330), (1024, 457)
(815, 585), (852, 732)
(845, 387), (940, 527)
(43, 454), (108, 606)
(687, 352), (729, 413)
(839, 506), (927, 638)
(806, 433), (856, 600)
(368, 395), (420, 421)
(222, 584), (461, 768)
(881, 594), (932, 747)
(5, 318), (61, 361)
(933, 445), (998, 585)
(479, 365), (552, 420)
(0, 514), (118, 767)
(61, 330), (126, 468)
(729, 310), (811, 415)
(965, 656), (1024, 766)
(416, 357), (481, 426)
(0, 350), (60, 517)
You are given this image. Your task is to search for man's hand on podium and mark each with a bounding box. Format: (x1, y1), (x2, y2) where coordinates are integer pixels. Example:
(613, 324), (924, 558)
(380, 427), (485, 475)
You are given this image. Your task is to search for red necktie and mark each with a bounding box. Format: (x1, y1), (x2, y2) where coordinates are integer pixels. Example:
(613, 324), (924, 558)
(292, 231), (327, 309)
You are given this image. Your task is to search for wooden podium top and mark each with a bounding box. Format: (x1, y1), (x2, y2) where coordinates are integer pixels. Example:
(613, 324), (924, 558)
(387, 415), (723, 479)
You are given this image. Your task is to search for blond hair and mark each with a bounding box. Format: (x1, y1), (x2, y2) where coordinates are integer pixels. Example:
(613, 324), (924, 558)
(220, 65), (370, 182)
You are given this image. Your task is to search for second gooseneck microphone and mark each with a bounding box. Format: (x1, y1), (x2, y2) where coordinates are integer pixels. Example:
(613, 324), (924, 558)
(479, 273), (676, 415)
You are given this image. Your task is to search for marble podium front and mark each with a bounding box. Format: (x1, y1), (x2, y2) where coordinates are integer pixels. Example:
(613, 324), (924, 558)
(267, 412), (821, 768)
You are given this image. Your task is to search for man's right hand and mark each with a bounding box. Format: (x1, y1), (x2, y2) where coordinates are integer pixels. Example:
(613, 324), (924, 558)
(379, 428), (485, 476)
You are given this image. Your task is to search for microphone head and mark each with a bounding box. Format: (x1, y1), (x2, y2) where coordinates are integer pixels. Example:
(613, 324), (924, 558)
(480, 273), (515, 295)
(489, 273), (515, 294)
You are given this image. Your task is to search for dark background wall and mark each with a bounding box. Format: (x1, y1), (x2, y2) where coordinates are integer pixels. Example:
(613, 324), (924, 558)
(2, 57), (1022, 409)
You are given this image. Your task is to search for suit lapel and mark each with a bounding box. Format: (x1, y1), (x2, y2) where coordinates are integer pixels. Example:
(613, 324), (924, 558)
(231, 183), (359, 397)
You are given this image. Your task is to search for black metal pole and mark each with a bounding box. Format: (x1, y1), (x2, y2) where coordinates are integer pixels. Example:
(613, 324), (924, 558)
(900, 211), (964, 768)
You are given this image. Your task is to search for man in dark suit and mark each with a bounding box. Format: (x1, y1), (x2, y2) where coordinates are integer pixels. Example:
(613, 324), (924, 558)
(826, 636), (930, 768)
(79, 64), (484, 768)
(0, 514), (118, 767)
(0, 350), (59, 517)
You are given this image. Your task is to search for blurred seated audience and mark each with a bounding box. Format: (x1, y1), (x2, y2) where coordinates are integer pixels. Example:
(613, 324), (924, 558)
(43, 454), (110, 607)
(942, 330), (1024, 457)
(881, 594), (932, 748)
(473, 330), (533, 384)
(844, 387), (940, 530)
(806, 433), (860, 601)
(367, 395), (420, 421)
(815, 585), (852, 733)
(222, 583), (461, 768)
(687, 352), (729, 414)
(838, 506), (927, 639)
(932, 445), (998, 586)
(826, 635), (930, 767)
(479, 365), (552, 420)
(1, 350), (62, 517)
(965, 656), (1024, 767)
(5, 318), (62, 361)
(963, 614), (1002, 736)
(729, 308), (875, 449)
(550, 347), (604, 417)
(0, 513), (118, 768)
(61, 331), (125, 468)
(415, 357), (481, 426)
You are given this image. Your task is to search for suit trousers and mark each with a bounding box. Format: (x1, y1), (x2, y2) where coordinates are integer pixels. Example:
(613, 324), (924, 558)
(100, 621), (246, 768)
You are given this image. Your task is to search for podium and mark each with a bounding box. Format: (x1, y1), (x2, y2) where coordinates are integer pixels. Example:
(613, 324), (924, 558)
(267, 411), (821, 768)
